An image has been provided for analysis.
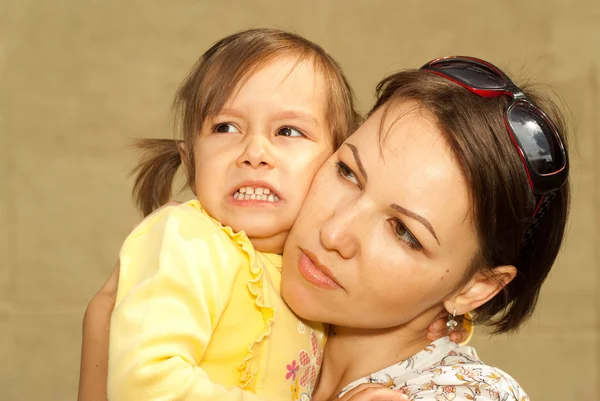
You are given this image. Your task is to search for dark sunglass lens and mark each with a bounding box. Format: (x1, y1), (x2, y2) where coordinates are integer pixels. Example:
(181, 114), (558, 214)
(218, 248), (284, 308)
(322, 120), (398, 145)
(430, 60), (507, 89)
(507, 102), (565, 175)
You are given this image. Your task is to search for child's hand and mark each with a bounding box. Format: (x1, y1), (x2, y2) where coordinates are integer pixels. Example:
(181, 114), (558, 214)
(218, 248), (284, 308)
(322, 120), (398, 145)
(426, 310), (471, 344)
(338, 383), (408, 401)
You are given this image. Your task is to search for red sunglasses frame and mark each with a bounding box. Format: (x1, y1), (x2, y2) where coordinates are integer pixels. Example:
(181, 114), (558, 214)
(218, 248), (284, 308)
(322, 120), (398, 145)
(420, 56), (569, 216)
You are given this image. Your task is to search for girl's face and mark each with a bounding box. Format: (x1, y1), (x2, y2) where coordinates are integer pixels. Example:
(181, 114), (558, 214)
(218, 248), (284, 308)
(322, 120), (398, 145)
(190, 56), (333, 254)
(281, 101), (487, 330)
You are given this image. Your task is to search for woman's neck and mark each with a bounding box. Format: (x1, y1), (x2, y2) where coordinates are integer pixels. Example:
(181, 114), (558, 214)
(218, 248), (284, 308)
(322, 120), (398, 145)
(311, 308), (442, 401)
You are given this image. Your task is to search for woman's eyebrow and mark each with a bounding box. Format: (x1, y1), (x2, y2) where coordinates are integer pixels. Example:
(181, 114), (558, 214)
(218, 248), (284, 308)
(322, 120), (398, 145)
(391, 204), (440, 245)
(345, 143), (368, 182)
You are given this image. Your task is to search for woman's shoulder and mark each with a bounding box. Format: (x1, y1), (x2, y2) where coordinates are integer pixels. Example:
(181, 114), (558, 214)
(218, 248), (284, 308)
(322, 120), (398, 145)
(341, 340), (528, 401)
(401, 345), (529, 401)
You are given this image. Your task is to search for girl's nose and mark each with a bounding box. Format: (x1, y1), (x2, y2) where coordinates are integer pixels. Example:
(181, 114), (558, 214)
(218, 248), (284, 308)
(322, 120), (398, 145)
(236, 133), (274, 168)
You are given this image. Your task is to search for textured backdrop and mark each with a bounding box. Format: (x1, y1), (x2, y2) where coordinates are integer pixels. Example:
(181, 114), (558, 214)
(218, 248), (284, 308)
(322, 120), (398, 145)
(0, 0), (598, 400)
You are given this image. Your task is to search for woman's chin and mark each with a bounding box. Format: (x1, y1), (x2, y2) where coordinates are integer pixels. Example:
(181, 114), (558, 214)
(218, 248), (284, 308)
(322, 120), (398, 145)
(281, 276), (321, 321)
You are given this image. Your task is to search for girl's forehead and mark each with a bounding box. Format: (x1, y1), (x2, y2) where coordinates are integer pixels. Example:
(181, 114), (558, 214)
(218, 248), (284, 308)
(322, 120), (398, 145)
(221, 57), (325, 110)
(235, 56), (320, 91)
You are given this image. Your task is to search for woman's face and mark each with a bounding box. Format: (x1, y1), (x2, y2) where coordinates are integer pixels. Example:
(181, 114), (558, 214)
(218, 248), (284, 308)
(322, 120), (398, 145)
(281, 100), (481, 329)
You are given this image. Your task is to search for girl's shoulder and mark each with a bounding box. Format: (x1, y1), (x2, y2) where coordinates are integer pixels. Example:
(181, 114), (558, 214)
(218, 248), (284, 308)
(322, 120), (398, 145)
(131, 200), (255, 254)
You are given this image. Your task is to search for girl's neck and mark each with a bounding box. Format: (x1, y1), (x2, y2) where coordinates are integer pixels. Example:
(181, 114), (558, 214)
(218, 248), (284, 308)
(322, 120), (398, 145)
(311, 308), (441, 401)
(249, 233), (287, 255)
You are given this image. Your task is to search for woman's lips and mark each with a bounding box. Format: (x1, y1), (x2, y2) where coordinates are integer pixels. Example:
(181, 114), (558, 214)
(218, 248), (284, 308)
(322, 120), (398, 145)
(297, 249), (343, 290)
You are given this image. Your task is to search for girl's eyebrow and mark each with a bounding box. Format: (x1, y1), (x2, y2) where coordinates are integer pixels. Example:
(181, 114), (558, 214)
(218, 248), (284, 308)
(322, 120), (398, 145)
(391, 204), (440, 245)
(273, 110), (321, 127)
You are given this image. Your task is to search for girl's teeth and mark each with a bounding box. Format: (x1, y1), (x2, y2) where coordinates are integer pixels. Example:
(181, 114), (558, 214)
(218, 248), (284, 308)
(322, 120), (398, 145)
(233, 187), (279, 202)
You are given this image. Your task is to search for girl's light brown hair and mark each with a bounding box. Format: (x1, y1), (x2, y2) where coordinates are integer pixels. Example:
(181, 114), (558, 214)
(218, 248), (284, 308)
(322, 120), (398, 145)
(133, 28), (361, 216)
(371, 70), (570, 333)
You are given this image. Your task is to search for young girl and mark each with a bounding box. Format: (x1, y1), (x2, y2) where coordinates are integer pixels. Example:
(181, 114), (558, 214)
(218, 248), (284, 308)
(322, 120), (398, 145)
(107, 29), (467, 401)
(107, 28), (360, 401)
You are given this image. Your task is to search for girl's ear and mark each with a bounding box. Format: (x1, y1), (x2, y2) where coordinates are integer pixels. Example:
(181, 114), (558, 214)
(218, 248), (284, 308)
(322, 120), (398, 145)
(178, 141), (196, 195)
(445, 265), (517, 316)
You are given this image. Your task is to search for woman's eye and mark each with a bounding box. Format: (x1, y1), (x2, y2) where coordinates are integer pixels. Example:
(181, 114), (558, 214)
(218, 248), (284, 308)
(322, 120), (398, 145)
(391, 219), (423, 250)
(335, 161), (360, 186)
(213, 123), (240, 133)
(277, 127), (304, 137)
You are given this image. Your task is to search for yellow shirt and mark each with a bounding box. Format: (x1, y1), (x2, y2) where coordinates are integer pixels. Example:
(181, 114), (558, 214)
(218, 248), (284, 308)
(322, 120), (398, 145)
(108, 200), (327, 401)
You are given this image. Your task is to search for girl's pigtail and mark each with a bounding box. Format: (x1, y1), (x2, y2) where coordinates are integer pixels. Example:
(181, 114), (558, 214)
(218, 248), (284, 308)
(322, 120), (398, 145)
(131, 139), (183, 216)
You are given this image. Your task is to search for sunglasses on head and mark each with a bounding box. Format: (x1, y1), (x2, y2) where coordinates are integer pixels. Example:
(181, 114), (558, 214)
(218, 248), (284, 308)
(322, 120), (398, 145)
(420, 56), (569, 220)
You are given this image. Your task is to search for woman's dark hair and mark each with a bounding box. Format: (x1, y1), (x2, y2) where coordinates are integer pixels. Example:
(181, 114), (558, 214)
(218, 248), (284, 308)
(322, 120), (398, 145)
(371, 70), (570, 333)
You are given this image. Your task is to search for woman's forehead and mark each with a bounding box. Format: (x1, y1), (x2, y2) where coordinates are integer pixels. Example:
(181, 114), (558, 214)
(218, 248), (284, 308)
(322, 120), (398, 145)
(356, 102), (450, 162)
(347, 101), (474, 242)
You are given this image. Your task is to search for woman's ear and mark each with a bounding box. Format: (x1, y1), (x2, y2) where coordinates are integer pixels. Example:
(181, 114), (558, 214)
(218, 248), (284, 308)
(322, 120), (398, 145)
(178, 141), (196, 195)
(444, 265), (517, 316)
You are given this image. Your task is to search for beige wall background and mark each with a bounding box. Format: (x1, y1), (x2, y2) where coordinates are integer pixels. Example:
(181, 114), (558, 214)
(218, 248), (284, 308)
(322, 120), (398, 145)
(0, 0), (598, 400)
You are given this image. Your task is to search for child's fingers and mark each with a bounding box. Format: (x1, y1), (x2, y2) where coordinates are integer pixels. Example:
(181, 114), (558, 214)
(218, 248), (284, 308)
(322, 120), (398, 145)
(450, 325), (470, 344)
(427, 315), (449, 341)
(450, 331), (463, 343)
(339, 383), (408, 401)
(427, 311), (472, 344)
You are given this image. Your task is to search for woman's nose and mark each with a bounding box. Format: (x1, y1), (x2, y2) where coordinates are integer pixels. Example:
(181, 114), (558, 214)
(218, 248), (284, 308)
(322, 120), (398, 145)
(319, 203), (360, 260)
(236, 133), (274, 169)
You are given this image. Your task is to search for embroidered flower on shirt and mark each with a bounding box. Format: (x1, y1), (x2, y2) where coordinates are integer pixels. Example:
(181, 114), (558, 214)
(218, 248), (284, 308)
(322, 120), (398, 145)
(397, 385), (422, 401)
(286, 360), (299, 380)
(291, 378), (300, 401)
(434, 385), (457, 401)
(455, 366), (479, 380)
(421, 381), (436, 391)
(487, 387), (500, 400)
(298, 331), (323, 388)
(366, 374), (394, 388)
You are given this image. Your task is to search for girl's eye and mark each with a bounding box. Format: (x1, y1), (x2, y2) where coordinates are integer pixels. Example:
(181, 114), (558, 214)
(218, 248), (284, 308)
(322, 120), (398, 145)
(277, 127), (304, 137)
(213, 123), (240, 133)
(335, 161), (360, 186)
(390, 219), (423, 250)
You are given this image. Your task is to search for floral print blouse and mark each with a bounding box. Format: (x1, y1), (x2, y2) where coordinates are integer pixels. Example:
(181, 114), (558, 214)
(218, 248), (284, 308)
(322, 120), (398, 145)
(337, 337), (529, 401)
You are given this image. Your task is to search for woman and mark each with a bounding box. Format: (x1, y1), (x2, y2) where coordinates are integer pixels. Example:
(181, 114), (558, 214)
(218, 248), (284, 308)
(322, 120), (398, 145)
(80, 57), (569, 401)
